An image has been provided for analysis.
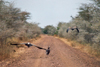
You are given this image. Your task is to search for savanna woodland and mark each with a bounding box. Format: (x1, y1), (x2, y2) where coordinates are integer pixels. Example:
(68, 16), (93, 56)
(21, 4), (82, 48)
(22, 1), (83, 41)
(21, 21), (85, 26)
(0, 0), (100, 61)
(0, 0), (41, 61)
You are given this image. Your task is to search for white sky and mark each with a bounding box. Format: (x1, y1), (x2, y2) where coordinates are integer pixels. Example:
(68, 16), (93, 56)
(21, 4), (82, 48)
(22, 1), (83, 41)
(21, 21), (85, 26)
(5, 0), (91, 28)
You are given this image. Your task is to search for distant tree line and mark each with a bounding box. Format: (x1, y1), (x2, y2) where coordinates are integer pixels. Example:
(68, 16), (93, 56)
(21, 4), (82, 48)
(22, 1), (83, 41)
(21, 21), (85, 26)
(43, 25), (57, 35)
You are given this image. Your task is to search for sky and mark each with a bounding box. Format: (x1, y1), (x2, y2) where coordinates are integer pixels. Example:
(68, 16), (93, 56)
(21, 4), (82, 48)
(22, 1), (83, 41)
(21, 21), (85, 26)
(5, 0), (91, 28)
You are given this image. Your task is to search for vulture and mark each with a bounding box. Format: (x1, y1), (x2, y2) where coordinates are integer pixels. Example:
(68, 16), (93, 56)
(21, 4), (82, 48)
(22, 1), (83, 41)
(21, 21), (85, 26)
(20, 42), (33, 48)
(66, 26), (79, 33)
(11, 42), (50, 55)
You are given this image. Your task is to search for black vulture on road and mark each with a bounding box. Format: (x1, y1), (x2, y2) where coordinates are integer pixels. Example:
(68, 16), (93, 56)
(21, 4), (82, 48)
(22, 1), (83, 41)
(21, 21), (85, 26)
(20, 42), (50, 55)
(20, 42), (33, 48)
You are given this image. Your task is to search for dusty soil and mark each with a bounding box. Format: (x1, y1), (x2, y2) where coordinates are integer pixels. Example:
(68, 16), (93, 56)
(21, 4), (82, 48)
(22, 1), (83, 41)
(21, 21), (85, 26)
(0, 35), (100, 67)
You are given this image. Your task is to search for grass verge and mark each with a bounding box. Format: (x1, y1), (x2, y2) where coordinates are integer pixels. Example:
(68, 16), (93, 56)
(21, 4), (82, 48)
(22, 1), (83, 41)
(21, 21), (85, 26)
(0, 36), (41, 61)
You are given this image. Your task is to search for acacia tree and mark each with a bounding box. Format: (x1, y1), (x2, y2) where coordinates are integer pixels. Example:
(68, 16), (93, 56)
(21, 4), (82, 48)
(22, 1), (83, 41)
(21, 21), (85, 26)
(78, 4), (94, 21)
(0, 0), (41, 44)
(91, 0), (100, 7)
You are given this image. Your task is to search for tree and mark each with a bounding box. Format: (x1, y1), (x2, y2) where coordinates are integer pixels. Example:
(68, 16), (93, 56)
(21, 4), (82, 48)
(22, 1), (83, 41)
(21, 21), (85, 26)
(19, 11), (30, 21)
(91, 0), (100, 7)
(57, 22), (66, 30)
(43, 25), (57, 35)
(78, 4), (93, 21)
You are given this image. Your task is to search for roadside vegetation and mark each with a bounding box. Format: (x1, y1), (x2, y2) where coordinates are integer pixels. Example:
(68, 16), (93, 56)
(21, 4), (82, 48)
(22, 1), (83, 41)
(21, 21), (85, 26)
(0, 0), (41, 61)
(57, 0), (100, 58)
(43, 0), (100, 58)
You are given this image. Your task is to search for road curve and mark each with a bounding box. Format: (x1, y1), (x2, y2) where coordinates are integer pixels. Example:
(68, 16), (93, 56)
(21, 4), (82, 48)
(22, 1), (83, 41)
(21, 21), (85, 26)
(0, 35), (100, 67)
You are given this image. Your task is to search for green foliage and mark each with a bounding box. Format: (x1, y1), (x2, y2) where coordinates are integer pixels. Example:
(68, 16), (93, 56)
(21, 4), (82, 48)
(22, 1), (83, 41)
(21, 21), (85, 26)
(91, 0), (100, 7)
(78, 4), (93, 21)
(43, 25), (57, 35)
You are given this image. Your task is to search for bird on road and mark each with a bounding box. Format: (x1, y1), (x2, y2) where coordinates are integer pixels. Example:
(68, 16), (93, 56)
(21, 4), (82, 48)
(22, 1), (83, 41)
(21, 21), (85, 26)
(20, 42), (33, 48)
(14, 42), (50, 55)
(66, 26), (79, 33)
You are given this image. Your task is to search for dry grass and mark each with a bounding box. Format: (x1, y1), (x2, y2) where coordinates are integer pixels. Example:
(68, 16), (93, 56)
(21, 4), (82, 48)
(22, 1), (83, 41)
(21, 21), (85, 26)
(0, 35), (41, 61)
(0, 38), (20, 61)
(0, 45), (13, 61)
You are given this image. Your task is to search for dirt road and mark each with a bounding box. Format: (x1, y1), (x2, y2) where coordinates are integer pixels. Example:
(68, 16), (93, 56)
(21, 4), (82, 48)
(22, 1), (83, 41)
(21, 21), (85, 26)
(0, 35), (100, 67)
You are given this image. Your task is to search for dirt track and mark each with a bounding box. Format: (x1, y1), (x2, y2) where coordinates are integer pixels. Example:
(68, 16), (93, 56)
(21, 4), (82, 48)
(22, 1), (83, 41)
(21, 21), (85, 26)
(0, 35), (100, 67)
